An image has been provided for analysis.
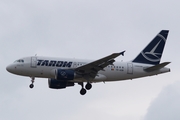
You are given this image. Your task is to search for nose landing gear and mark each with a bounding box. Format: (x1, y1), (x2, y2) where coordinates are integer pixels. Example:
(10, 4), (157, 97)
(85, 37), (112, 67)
(29, 77), (35, 89)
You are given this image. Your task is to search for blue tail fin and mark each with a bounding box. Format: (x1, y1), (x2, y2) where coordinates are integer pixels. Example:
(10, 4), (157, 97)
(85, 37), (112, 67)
(132, 30), (169, 65)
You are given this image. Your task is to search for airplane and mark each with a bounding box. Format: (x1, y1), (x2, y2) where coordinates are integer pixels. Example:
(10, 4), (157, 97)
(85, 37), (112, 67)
(6, 30), (171, 95)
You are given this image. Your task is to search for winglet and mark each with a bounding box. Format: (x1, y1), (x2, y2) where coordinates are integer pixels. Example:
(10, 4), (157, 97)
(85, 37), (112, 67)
(120, 51), (125, 56)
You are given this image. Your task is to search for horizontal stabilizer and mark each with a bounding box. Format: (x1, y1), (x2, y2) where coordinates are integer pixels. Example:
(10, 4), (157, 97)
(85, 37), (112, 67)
(144, 62), (171, 72)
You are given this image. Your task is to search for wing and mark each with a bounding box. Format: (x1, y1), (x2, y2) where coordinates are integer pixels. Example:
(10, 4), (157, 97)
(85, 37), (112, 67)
(75, 51), (125, 81)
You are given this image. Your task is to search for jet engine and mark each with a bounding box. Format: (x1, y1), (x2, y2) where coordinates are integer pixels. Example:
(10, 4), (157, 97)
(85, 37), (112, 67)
(51, 69), (76, 80)
(48, 78), (74, 89)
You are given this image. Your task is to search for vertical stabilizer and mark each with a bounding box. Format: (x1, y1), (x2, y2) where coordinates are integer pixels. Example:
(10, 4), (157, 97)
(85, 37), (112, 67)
(132, 30), (169, 65)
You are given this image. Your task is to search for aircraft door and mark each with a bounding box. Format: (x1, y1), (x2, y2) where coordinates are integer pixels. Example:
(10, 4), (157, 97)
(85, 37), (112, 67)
(31, 57), (37, 68)
(127, 63), (133, 74)
(73, 62), (77, 68)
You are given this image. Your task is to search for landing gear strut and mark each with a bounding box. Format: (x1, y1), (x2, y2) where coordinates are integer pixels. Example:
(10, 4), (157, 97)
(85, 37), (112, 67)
(78, 82), (92, 95)
(29, 77), (35, 89)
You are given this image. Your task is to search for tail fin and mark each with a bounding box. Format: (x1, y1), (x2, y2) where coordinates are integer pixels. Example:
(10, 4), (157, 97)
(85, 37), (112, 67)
(132, 30), (169, 65)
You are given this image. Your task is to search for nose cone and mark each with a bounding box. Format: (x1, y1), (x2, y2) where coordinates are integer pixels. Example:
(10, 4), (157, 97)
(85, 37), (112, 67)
(6, 64), (14, 73)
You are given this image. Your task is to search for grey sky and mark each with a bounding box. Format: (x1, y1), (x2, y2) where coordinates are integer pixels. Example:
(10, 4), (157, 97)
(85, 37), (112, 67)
(144, 80), (180, 120)
(0, 0), (179, 120)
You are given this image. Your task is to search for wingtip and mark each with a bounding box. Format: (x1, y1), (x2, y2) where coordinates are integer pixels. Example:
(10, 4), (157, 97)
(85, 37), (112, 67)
(120, 50), (125, 56)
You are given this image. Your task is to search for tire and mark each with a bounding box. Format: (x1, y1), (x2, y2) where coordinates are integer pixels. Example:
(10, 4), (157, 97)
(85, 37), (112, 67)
(80, 88), (86, 95)
(29, 84), (34, 88)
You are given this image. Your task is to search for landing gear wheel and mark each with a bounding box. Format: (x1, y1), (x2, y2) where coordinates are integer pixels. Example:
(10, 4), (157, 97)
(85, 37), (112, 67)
(29, 77), (35, 89)
(85, 83), (92, 90)
(29, 84), (34, 88)
(80, 88), (86, 95)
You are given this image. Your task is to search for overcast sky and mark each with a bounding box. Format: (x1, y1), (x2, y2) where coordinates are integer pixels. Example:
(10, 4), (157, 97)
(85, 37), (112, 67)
(0, 0), (180, 120)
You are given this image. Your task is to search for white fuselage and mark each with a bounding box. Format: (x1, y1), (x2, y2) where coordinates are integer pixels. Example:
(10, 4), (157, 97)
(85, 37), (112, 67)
(6, 56), (170, 83)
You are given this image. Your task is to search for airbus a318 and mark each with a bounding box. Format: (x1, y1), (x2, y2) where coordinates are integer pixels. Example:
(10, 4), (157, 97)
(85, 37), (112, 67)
(6, 30), (171, 95)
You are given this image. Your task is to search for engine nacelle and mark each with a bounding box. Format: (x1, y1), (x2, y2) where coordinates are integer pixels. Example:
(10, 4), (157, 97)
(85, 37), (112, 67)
(48, 78), (74, 89)
(51, 69), (75, 80)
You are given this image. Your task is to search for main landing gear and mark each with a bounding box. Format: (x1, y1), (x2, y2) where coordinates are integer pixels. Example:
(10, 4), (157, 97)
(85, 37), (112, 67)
(79, 82), (92, 95)
(29, 77), (35, 89)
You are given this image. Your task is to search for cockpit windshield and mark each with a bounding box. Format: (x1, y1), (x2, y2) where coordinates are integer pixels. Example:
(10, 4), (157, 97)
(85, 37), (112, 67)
(14, 59), (24, 63)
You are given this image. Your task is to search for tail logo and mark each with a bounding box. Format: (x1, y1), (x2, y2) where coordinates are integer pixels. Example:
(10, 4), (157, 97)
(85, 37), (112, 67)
(141, 34), (166, 62)
(144, 40), (161, 58)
